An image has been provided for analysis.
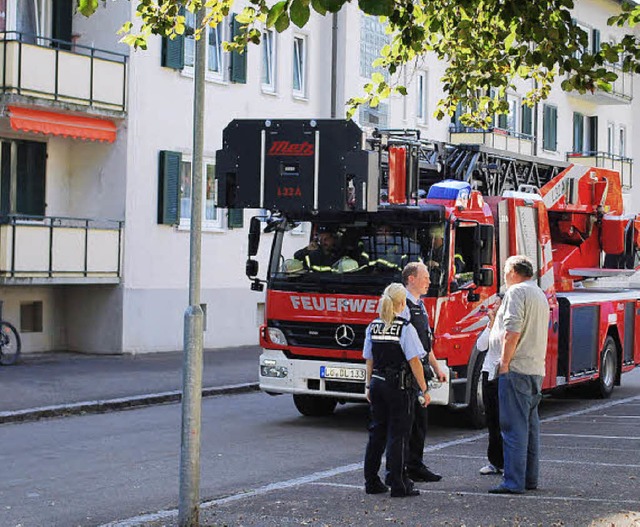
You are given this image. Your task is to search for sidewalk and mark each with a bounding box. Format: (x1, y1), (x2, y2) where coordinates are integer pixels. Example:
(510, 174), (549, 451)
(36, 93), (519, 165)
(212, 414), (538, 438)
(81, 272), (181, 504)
(0, 346), (261, 423)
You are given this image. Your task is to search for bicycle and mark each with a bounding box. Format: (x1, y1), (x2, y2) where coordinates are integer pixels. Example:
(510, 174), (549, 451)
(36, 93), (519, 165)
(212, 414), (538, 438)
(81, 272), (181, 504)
(0, 321), (21, 365)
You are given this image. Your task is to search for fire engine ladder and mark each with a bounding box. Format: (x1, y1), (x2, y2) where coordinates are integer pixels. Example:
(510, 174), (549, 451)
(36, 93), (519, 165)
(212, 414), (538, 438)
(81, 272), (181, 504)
(443, 144), (569, 197)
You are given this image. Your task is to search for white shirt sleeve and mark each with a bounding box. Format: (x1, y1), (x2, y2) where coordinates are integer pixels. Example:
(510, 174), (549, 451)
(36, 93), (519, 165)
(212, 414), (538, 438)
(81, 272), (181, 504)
(476, 325), (490, 352)
(362, 324), (373, 360)
(400, 323), (427, 361)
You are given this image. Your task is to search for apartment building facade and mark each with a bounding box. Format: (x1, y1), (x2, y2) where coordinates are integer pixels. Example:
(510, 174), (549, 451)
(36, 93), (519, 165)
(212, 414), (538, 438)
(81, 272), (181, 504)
(0, 0), (637, 354)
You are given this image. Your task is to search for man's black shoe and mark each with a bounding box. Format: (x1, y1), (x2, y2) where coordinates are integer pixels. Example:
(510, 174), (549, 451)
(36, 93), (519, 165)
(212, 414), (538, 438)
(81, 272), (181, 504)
(390, 487), (420, 498)
(365, 480), (388, 495)
(407, 467), (442, 482)
(488, 486), (524, 495)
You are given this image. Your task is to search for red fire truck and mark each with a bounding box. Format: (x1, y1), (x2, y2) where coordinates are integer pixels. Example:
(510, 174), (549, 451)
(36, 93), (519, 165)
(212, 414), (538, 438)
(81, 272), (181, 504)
(216, 119), (640, 426)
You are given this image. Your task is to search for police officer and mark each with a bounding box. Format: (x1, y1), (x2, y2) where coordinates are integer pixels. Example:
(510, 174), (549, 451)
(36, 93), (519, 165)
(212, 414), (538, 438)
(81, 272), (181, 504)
(400, 262), (448, 483)
(363, 283), (430, 498)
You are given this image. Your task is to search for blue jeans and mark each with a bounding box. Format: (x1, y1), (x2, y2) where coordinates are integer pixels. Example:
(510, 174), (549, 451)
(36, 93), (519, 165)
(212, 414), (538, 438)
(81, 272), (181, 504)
(498, 371), (543, 492)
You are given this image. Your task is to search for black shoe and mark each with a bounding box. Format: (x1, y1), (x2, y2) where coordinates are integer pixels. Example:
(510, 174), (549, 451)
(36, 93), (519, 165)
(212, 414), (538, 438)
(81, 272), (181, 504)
(365, 480), (389, 495)
(407, 466), (442, 482)
(488, 486), (524, 495)
(526, 485), (538, 491)
(390, 487), (420, 498)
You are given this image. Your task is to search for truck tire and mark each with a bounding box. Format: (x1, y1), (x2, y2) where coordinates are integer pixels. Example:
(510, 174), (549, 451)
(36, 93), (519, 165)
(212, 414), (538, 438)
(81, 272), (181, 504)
(293, 394), (337, 417)
(593, 336), (618, 399)
(466, 351), (487, 429)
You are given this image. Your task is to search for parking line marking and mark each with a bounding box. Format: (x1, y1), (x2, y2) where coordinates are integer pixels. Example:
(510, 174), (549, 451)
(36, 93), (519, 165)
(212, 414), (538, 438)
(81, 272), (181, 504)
(99, 393), (640, 527)
(541, 433), (640, 440)
(432, 454), (640, 468)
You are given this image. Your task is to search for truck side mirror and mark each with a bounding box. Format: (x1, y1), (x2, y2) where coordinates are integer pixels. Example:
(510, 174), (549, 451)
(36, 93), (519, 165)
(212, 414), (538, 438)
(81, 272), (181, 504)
(478, 224), (494, 266)
(246, 258), (259, 278)
(248, 216), (261, 257)
(475, 268), (494, 287)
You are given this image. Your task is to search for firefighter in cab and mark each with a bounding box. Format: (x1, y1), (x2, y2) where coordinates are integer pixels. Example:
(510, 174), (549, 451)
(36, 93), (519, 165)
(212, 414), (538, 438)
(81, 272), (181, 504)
(362, 283), (430, 498)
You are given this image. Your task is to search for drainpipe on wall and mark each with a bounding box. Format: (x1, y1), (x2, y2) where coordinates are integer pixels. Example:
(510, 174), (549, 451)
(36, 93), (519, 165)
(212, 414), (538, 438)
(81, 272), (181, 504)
(533, 80), (539, 156)
(331, 12), (338, 118)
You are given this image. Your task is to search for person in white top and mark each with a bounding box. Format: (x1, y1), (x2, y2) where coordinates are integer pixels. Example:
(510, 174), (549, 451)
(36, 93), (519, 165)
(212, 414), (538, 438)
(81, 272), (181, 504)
(476, 295), (505, 475)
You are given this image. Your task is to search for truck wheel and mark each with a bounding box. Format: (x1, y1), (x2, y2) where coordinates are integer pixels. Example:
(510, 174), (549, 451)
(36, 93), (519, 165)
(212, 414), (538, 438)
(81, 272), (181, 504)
(594, 336), (618, 399)
(466, 352), (487, 429)
(293, 394), (337, 417)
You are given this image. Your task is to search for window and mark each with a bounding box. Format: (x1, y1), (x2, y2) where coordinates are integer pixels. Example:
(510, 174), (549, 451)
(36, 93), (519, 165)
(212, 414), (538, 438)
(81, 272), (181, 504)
(542, 105), (557, 152)
(184, 11), (226, 80)
(20, 301), (43, 333)
(2, 0), (52, 42)
(416, 71), (428, 124)
(0, 139), (46, 216)
(619, 126), (626, 157)
(179, 158), (222, 229)
(292, 35), (306, 97)
(607, 123), (615, 155)
(360, 15), (389, 79)
(573, 112), (584, 153)
(521, 104), (533, 137)
(262, 29), (277, 92)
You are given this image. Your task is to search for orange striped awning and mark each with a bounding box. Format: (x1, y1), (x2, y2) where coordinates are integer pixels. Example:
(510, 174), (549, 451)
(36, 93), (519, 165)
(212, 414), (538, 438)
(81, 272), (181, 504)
(7, 105), (117, 143)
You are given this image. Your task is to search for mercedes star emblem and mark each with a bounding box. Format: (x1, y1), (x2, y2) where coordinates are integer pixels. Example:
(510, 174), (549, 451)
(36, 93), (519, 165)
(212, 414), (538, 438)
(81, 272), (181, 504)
(335, 324), (355, 347)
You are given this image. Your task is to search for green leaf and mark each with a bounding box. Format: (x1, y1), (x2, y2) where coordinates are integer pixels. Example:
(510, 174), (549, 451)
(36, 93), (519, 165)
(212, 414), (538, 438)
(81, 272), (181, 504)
(358, 0), (393, 16)
(311, 0), (327, 15)
(77, 0), (99, 17)
(274, 11), (290, 32)
(320, 0), (346, 13)
(290, 0), (311, 27)
(267, 1), (287, 27)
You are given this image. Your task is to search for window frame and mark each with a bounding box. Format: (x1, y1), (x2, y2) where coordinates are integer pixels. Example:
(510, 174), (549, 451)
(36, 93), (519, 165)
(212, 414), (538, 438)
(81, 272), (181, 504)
(178, 155), (224, 231)
(292, 34), (307, 98)
(261, 28), (277, 93)
(607, 122), (615, 155)
(618, 125), (626, 157)
(542, 104), (558, 152)
(416, 70), (428, 125)
(183, 12), (228, 83)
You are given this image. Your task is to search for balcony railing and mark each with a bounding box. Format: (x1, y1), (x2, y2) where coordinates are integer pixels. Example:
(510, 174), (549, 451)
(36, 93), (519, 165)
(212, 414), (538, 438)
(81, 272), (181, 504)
(568, 62), (633, 105)
(449, 126), (536, 156)
(0, 31), (127, 112)
(0, 215), (123, 283)
(566, 151), (633, 190)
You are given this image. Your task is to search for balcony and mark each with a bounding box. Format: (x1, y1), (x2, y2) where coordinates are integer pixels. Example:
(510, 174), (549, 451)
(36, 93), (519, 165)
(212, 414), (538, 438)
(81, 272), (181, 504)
(449, 126), (535, 156)
(566, 151), (633, 190)
(568, 62), (633, 105)
(0, 32), (127, 114)
(0, 215), (123, 285)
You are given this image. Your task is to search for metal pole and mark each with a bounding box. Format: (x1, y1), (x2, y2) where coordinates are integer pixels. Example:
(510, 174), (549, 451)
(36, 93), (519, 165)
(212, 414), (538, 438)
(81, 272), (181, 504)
(178, 6), (206, 527)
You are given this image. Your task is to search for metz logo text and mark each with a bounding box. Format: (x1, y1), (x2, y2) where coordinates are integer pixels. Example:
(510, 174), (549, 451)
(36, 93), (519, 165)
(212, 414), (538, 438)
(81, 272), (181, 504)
(268, 141), (314, 156)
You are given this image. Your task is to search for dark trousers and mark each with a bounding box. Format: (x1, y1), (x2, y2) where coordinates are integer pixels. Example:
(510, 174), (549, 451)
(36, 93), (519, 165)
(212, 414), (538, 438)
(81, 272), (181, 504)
(406, 394), (428, 471)
(482, 371), (503, 469)
(364, 377), (412, 493)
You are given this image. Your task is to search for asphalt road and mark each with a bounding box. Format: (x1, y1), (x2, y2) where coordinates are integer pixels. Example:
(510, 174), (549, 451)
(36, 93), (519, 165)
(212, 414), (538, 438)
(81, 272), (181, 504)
(1, 370), (639, 527)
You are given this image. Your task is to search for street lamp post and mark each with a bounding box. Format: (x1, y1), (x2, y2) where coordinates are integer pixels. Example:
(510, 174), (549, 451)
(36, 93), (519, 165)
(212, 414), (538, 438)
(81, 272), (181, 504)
(178, 6), (206, 526)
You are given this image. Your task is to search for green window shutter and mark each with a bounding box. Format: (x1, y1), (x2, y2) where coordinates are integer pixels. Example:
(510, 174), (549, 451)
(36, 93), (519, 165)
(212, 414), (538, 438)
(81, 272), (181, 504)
(497, 113), (507, 130)
(158, 151), (181, 225)
(550, 107), (558, 151)
(521, 104), (532, 136)
(162, 36), (185, 69)
(230, 17), (247, 83)
(228, 208), (244, 228)
(162, 7), (185, 70)
(588, 116), (598, 153)
(592, 29), (601, 54)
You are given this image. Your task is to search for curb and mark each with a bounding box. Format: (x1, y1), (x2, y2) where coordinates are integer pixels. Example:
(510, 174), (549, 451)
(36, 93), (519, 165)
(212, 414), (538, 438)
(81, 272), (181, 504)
(0, 382), (260, 424)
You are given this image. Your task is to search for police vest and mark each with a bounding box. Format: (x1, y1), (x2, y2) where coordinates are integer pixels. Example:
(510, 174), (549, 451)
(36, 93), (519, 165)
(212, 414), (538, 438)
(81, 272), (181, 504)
(369, 317), (410, 371)
(406, 297), (432, 355)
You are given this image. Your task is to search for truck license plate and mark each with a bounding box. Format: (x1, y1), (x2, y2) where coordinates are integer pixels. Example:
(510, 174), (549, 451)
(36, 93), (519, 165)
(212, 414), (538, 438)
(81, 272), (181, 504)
(320, 366), (365, 381)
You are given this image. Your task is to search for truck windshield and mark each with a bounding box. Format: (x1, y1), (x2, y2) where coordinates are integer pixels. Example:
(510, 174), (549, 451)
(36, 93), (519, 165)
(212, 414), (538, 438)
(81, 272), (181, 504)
(269, 221), (448, 296)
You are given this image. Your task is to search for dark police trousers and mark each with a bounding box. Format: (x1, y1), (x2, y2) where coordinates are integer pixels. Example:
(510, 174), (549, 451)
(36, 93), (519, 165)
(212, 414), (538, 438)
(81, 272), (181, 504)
(406, 388), (429, 471)
(364, 375), (413, 493)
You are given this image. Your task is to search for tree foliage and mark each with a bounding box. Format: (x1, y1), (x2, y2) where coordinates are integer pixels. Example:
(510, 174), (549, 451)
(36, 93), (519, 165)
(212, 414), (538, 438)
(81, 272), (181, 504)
(77, 0), (640, 127)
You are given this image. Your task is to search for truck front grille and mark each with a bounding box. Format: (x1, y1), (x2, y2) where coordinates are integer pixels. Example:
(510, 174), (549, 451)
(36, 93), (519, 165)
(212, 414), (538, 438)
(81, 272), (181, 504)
(270, 320), (367, 351)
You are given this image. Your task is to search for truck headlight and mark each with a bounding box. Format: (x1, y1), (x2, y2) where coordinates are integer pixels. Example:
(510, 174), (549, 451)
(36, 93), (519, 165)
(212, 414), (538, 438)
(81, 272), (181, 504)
(267, 327), (288, 346)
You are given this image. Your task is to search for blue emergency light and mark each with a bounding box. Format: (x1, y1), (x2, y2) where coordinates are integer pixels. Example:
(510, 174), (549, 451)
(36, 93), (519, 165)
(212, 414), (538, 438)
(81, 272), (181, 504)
(427, 180), (472, 201)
